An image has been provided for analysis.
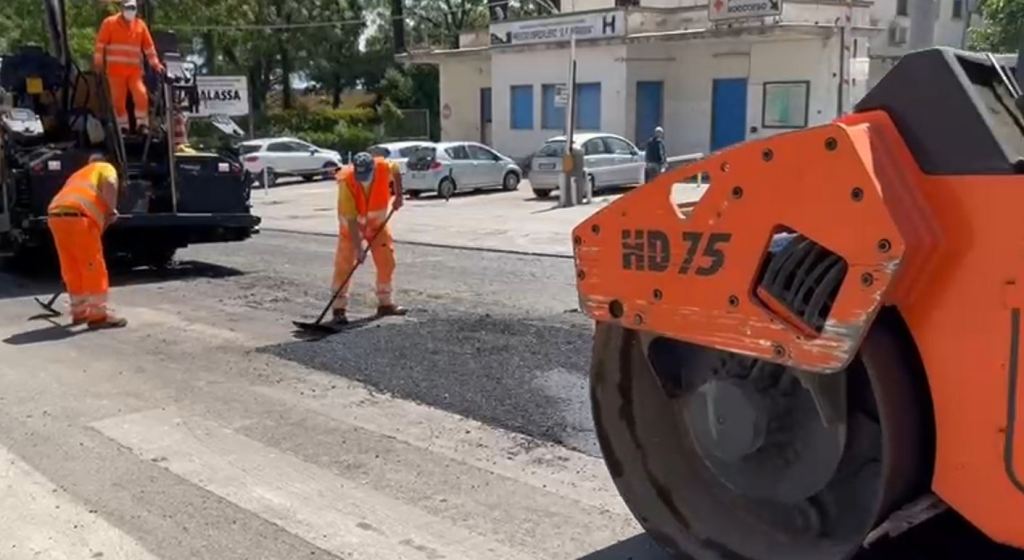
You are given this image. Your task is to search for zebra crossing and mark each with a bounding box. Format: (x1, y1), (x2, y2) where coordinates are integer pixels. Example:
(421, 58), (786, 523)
(0, 300), (642, 560)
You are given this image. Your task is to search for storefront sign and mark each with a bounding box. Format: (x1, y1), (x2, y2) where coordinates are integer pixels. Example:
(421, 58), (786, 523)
(490, 10), (625, 46)
(709, 0), (782, 21)
(187, 76), (250, 117)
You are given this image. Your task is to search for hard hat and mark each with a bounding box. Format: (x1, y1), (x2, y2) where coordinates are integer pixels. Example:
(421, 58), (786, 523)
(122, 0), (138, 8)
(352, 152), (374, 181)
(655, 126), (664, 134)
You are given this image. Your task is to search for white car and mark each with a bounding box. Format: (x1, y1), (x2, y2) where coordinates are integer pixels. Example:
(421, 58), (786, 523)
(528, 133), (645, 199)
(238, 137), (343, 186)
(367, 141), (429, 174)
(403, 142), (523, 199)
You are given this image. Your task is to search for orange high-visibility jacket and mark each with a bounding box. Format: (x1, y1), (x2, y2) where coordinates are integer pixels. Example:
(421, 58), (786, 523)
(48, 162), (119, 230)
(93, 14), (161, 75)
(339, 158), (393, 218)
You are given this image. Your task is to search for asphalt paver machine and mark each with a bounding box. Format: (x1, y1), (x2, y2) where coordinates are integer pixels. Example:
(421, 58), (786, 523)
(572, 46), (1024, 559)
(0, 0), (260, 268)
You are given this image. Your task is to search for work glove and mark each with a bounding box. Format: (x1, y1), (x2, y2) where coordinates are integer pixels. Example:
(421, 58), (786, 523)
(392, 195), (404, 211)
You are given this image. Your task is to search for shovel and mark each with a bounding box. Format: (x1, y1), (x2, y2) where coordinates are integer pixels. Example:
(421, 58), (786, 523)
(293, 208), (397, 336)
(31, 291), (63, 319)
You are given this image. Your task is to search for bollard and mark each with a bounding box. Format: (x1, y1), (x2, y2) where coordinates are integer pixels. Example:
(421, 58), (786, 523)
(263, 167), (269, 195)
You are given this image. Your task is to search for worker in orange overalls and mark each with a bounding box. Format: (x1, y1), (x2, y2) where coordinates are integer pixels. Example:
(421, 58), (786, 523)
(47, 155), (126, 329)
(93, 0), (164, 133)
(330, 152), (407, 324)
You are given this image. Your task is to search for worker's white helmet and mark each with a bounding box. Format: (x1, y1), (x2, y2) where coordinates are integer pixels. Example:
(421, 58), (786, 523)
(122, 0), (138, 20)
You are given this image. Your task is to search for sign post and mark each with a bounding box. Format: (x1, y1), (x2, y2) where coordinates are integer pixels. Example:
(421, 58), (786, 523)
(560, 33), (578, 208)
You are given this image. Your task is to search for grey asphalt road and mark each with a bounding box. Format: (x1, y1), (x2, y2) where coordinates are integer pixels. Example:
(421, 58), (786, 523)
(0, 230), (1018, 560)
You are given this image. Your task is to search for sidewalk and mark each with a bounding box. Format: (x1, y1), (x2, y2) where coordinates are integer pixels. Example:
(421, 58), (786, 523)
(253, 179), (705, 258)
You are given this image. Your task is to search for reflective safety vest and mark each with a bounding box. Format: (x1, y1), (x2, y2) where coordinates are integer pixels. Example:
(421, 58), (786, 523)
(94, 15), (160, 76)
(48, 163), (117, 230)
(339, 158), (392, 222)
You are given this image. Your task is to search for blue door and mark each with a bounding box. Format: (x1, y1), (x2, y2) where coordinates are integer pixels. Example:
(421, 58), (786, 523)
(711, 78), (748, 151)
(635, 81), (664, 145)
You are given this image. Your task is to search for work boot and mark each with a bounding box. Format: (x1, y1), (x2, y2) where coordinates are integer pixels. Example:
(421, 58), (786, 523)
(87, 314), (128, 330)
(330, 308), (349, 325)
(376, 304), (408, 317)
(71, 315), (89, 326)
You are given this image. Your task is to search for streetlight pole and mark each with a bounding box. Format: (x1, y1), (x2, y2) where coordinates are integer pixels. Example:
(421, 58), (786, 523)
(560, 32), (578, 208)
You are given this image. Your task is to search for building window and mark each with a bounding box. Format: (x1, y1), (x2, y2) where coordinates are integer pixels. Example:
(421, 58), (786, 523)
(541, 84), (567, 130)
(896, 0), (908, 16)
(575, 83), (601, 131)
(510, 85), (533, 130)
(762, 81), (809, 129)
(952, 0), (964, 18)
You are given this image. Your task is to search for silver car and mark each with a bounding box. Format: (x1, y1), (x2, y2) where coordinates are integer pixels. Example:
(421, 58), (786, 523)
(528, 133), (645, 199)
(403, 142), (523, 199)
(367, 141), (429, 174)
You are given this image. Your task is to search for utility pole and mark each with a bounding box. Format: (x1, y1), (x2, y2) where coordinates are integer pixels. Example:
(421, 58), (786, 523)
(560, 33), (578, 208)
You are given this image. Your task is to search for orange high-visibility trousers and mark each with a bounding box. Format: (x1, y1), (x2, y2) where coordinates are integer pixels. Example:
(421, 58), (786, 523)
(48, 216), (110, 322)
(331, 218), (396, 311)
(107, 72), (149, 129)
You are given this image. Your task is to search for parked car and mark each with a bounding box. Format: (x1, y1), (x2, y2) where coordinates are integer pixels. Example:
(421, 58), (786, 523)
(238, 137), (343, 186)
(367, 141), (429, 174)
(528, 133), (645, 199)
(404, 142), (522, 198)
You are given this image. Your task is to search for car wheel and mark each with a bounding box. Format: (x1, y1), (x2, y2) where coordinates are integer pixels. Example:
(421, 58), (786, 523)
(321, 162), (339, 180)
(532, 188), (552, 199)
(502, 171), (520, 191)
(259, 167), (277, 188)
(437, 177), (457, 200)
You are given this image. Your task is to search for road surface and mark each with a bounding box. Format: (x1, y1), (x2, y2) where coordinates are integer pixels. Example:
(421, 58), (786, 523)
(0, 226), (1019, 559)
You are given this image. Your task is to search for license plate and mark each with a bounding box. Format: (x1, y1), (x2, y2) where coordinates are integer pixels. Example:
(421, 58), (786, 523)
(538, 163), (556, 170)
(409, 171), (424, 179)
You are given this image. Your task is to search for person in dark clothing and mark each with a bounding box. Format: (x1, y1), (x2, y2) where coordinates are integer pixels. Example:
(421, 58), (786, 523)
(644, 126), (667, 183)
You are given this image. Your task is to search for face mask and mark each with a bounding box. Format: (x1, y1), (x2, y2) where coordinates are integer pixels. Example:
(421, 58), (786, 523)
(123, 9), (137, 21)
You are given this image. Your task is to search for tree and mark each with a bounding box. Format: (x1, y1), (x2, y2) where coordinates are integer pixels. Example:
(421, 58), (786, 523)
(305, 0), (368, 107)
(969, 0), (1024, 52)
(405, 0), (487, 49)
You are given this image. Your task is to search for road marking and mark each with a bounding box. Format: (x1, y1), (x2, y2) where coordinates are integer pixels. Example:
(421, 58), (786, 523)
(253, 377), (632, 515)
(92, 408), (534, 560)
(0, 444), (158, 560)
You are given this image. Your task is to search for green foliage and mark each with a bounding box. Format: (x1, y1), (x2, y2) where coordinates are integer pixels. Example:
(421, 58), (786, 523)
(301, 124), (380, 155)
(969, 0), (1024, 52)
(266, 106), (377, 134)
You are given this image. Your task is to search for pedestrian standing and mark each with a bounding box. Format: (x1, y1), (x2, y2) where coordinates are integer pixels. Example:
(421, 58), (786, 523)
(644, 126), (667, 183)
(330, 152), (407, 325)
(47, 154), (126, 329)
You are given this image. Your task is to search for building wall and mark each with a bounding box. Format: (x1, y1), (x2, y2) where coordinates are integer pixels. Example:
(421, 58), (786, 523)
(490, 43), (630, 158)
(437, 54), (491, 144)
(625, 33), (842, 156)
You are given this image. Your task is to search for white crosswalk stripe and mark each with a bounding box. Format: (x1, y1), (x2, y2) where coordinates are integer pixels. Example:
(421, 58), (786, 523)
(0, 444), (159, 560)
(92, 408), (537, 560)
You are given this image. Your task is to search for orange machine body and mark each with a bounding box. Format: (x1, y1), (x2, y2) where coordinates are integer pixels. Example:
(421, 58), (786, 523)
(573, 111), (1024, 548)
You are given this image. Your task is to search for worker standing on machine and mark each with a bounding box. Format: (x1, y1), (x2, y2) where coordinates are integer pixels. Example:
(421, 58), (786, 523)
(47, 155), (127, 329)
(93, 0), (164, 134)
(330, 152), (407, 325)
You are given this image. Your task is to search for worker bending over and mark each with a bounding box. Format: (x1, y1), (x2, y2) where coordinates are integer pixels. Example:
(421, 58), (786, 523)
(331, 152), (407, 324)
(94, 0), (164, 133)
(47, 155), (126, 329)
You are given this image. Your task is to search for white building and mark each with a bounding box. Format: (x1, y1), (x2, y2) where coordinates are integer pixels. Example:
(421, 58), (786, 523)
(400, 0), (972, 160)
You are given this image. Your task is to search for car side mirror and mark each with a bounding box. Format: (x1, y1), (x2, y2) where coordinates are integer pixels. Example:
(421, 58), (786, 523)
(309, 148), (318, 154)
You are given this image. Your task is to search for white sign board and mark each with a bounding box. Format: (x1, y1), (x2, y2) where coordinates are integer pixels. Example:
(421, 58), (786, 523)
(188, 76), (249, 117)
(490, 10), (625, 46)
(709, 0), (782, 21)
(554, 84), (569, 107)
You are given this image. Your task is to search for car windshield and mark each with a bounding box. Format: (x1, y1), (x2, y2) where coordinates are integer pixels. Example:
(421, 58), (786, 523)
(238, 144), (261, 155)
(536, 141), (566, 157)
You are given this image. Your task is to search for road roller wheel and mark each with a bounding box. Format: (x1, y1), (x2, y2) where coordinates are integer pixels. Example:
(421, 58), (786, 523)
(589, 313), (931, 560)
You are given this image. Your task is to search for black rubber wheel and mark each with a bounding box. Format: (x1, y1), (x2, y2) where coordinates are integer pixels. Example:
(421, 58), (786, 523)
(502, 171), (520, 191)
(139, 246), (177, 270)
(259, 167), (277, 188)
(532, 188), (552, 199)
(589, 315), (929, 560)
(437, 177), (456, 199)
(321, 162), (339, 180)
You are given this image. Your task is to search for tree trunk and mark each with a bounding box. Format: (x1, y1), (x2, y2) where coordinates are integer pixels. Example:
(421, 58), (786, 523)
(332, 84), (343, 108)
(203, 32), (217, 74)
